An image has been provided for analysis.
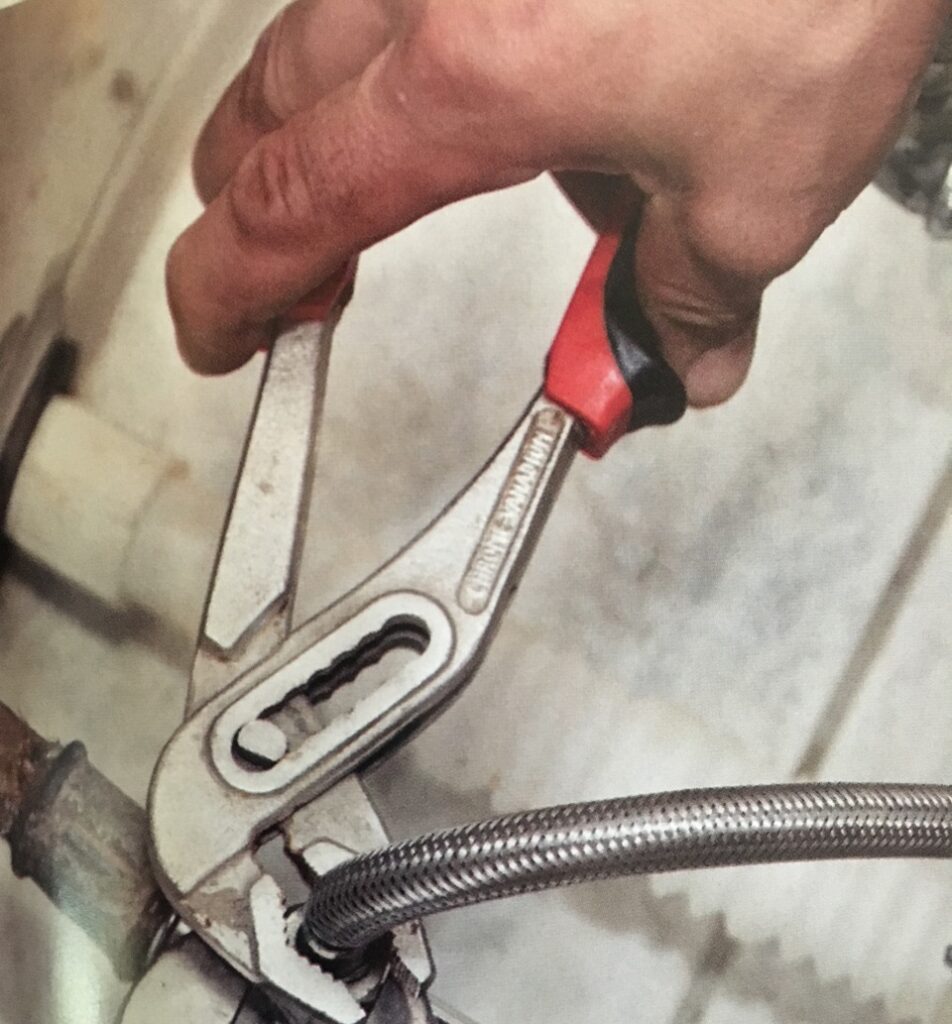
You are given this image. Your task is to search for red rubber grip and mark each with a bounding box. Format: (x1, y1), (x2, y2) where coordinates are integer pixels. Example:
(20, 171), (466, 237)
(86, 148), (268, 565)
(543, 232), (630, 459)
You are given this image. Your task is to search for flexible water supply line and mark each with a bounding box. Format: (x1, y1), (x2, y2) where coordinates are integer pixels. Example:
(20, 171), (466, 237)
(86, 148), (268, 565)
(302, 782), (952, 952)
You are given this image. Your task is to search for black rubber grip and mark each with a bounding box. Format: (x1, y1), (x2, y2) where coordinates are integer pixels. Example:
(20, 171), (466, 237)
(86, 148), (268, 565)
(603, 221), (687, 430)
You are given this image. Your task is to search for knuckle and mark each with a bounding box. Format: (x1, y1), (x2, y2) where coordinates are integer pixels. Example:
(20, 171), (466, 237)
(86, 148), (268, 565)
(385, 6), (530, 133)
(687, 193), (827, 283)
(394, 34), (493, 117)
(375, 3), (556, 179)
(649, 281), (751, 338)
(228, 129), (323, 243)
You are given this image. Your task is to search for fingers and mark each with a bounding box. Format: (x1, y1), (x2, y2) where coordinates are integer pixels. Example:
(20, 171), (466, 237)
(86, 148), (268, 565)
(168, 54), (535, 373)
(633, 196), (762, 408)
(193, 0), (396, 203)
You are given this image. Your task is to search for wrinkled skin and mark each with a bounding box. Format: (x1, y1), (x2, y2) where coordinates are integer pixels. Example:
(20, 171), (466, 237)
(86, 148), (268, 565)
(167, 0), (950, 405)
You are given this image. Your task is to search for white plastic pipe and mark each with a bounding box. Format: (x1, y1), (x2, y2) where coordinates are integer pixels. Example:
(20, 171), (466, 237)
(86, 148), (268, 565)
(5, 396), (221, 639)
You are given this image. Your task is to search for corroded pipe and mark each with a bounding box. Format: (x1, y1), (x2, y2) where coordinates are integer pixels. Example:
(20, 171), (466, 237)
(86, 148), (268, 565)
(0, 701), (171, 978)
(0, 700), (59, 836)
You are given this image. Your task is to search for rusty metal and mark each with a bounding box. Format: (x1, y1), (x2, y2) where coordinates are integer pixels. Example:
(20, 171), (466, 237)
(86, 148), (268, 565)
(0, 700), (59, 835)
(0, 701), (171, 979)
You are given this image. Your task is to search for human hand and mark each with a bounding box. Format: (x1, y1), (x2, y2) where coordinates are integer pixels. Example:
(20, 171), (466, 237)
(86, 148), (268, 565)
(167, 0), (949, 405)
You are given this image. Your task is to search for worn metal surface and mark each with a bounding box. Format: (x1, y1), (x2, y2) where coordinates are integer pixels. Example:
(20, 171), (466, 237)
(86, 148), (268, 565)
(120, 934), (264, 1024)
(0, 701), (59, 837)
(198, 321), (332, 676)
(151, 394), (575, 896)
(120, 935), (471, 1024)
(188, 317), (336, 718)
(0, 702), (170, 980)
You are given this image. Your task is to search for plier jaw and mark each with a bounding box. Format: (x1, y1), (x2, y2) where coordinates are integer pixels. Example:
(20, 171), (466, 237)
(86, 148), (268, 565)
(144, 216), (684, 1023)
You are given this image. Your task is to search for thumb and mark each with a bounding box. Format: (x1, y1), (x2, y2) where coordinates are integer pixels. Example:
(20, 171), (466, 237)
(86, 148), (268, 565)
(167, 52), (533, 374)
(634, 196), (764, 408)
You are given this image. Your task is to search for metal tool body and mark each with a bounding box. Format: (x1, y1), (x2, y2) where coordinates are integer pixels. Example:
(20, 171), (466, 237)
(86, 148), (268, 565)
(146, 220), (686, 1023)
(150, 387), (575, 1020)
(144, 262), (441, 1024)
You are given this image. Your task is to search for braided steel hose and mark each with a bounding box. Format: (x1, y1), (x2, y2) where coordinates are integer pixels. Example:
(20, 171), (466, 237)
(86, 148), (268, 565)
(302, 783), (952, 952)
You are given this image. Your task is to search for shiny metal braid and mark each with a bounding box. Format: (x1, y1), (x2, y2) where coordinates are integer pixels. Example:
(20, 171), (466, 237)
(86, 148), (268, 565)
(302, 783), (952, 951)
